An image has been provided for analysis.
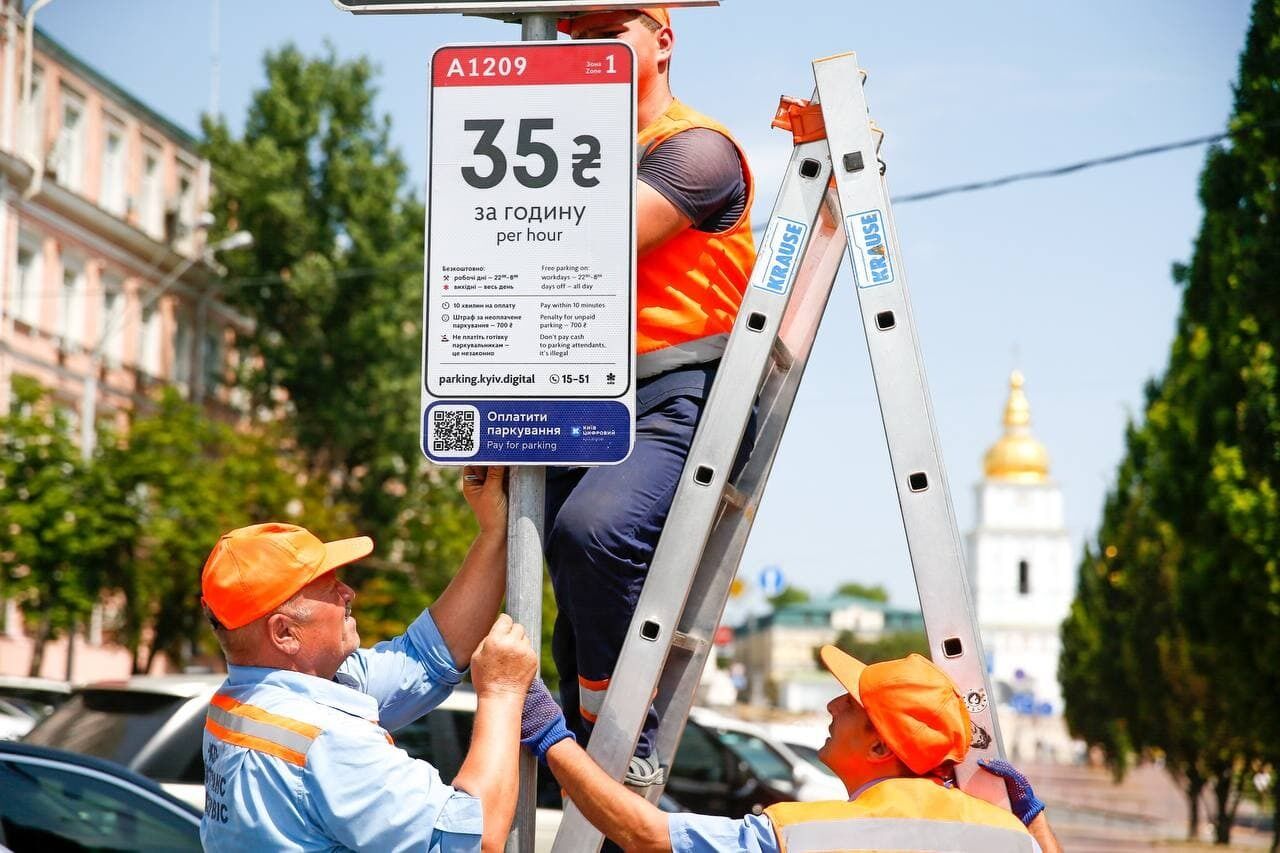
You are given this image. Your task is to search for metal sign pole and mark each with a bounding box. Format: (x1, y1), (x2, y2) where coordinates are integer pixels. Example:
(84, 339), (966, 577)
(505, 16), (555, 853)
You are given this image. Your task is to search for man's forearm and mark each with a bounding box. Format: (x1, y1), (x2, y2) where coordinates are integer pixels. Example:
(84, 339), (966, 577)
(452, 692), (523, 853)
(431, 529), (507, 667)
(1028, 813), (1062, 853)
(545, 740), (671, 853)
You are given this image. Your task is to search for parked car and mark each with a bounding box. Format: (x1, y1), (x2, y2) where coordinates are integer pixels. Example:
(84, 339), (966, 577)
(681, 708), (846, 807)
(0, 676), (72, 740)
(758, 720), (842, 782)
(0, 740), (200, 850)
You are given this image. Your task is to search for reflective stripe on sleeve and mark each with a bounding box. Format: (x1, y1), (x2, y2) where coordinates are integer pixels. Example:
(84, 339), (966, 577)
(205, 693), (322, 768)
(777, 816), (1038, 852)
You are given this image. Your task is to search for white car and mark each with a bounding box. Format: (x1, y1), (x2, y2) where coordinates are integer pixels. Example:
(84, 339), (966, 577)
(688, 708), (846, 802)
(25, 674), (576, 848)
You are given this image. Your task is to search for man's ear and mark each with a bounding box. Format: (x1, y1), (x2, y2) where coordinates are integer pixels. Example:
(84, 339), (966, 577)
(655, 26), (674, 70)
(867, 737), (897, 765)
(266, 612), (302, 655)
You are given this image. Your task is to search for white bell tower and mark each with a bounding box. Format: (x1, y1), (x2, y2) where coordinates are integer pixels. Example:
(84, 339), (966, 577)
(967, 371), (1074, 714)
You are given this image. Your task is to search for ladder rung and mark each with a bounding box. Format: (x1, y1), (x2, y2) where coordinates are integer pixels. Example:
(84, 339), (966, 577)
(669, 630), (707, 655)
(721, 483), (748, 510)
(771, 337), (795, 371)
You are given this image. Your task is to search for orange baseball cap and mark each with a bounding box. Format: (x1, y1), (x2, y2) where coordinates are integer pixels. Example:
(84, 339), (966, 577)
(558, 7), (671, 35)
(201, 523), (373, 630)
(819, 646), (971, 775)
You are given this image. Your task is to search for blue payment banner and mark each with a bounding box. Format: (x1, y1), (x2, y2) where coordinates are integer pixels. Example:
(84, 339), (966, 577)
(424, 400), (631, 464)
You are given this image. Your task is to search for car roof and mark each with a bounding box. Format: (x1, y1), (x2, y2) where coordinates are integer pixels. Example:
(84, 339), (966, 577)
(0, 740), (200, 814)
(0, 675), (72, 694)
(76, 673), (226, 698)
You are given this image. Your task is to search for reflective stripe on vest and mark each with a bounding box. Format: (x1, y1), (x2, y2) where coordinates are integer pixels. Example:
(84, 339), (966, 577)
(765, 778), (1036, 853)
(205, 693), (322, 768)
(636, 100), (756, 378)
(776, 816), (1037, 852)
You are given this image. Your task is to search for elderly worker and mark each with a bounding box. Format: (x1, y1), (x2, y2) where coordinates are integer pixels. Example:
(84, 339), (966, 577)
(519, 647), (1063, 852)
(200, 466), (534, 853)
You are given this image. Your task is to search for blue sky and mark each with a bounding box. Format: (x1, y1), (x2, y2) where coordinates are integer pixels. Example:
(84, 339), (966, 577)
(43, 0), (1252, 610)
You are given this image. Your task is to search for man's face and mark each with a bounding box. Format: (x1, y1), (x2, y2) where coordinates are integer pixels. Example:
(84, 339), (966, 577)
(819, 692), (888, 782)
(291, 571), (359, 673)
(568, 11), (668, 95)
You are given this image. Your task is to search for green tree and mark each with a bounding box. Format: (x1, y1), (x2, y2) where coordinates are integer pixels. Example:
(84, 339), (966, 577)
(767, 584), (810, 610)
(1063, 2), (1280, 844)
(828, 629), (928, 665)
(834, 582), (889, 603)
(200, 44), (476, 635)
(0, 377), (114, 675)
(101, 390), (356, 672)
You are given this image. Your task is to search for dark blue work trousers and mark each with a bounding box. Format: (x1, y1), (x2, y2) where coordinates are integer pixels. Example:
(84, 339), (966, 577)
(545, 362), (754, 758)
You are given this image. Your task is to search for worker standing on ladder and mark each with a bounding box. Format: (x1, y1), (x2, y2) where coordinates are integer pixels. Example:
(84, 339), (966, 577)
(519, 648), (1064, 852)
(547, 6), (757, 786)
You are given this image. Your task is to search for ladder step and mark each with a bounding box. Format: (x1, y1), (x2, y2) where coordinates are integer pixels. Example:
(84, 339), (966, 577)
(669, 630), (707, 655)
(771, 337), (795, 371)
(721, 483), (749, 510)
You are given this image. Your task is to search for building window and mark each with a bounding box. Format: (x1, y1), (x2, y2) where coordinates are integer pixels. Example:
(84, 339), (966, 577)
(14, 235), (42, 328)
(55, 87), (86, 192)
(1017, 559), (1030, 596)
(99, 275), (125, 366)
(59, 257), (85, 348)
(139, 145), (164, 237)
(139, 302), (163, 377)
(173, 307), (193, 389)
(202, 327), (223, 393)
(25, 65), (46, 162)
(100, 118), (128, 216)
(174, 164), (198, 250)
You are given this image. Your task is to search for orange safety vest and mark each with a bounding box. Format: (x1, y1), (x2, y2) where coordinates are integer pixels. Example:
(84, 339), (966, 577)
(764, 777), (1037, 852)
(635, 99), (756, 378)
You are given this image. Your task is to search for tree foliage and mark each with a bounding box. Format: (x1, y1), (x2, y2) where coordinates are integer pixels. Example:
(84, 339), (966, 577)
(767, 584), (810, 610)
(200, 44), (477, 636)
(0, 379), (355, 674)
(830, 629), (929, 665)
(1061, 1), (1280, 844)
(834, 582), (889, 603)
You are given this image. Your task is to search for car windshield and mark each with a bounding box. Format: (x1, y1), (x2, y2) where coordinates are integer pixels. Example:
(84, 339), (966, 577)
(23, 689), (187, 767)
(785, 741), (837, 777)
(716, 729), (794, 783)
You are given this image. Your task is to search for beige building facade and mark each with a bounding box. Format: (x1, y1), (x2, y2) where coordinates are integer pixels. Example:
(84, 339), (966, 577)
(0, 5), (246, 680)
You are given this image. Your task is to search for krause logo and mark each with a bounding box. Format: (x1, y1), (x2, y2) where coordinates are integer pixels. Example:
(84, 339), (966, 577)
(847, 209), (895, 288)
(754, 216), (807, 295)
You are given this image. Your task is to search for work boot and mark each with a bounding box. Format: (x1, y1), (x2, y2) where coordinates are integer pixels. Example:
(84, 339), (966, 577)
(624, 754), (666, 788)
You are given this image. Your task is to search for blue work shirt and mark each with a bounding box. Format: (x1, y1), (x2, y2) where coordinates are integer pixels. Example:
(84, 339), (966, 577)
(201, 608), (481, 852)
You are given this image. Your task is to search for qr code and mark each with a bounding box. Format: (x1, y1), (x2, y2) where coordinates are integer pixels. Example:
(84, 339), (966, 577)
(429, 405), (480, 458)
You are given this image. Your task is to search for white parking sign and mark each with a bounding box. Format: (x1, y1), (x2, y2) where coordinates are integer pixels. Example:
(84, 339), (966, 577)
(421, 41), (637, 465)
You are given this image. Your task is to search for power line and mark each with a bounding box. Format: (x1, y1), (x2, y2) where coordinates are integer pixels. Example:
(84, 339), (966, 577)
(891, 131), (1231, 204)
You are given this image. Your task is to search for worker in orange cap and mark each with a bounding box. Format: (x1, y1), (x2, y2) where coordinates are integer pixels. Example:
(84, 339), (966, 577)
(517, 648), (1064, 852)
(200, 466), (535, 853)
(547, 4), (757, 789)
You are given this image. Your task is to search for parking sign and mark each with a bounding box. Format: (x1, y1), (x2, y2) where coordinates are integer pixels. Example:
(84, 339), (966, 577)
(422, 42), (637, 465)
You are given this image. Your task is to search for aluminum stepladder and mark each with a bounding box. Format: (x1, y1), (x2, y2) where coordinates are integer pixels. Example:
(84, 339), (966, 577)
(552, 51), (1006, 852)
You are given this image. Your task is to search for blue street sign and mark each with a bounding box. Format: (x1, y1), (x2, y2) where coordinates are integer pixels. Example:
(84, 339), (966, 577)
(759, 565), (785, 597)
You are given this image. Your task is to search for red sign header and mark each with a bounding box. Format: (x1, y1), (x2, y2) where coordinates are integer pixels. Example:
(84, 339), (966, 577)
(432, 43), (632, 87)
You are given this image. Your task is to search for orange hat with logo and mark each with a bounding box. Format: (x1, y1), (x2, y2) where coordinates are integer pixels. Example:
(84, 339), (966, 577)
(201, 523), (373, 630)
(558, 7), (671, 35)
(819, 646), (971, 775)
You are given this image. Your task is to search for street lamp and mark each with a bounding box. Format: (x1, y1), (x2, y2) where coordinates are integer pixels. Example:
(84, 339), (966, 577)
(79, 230), (254, 460)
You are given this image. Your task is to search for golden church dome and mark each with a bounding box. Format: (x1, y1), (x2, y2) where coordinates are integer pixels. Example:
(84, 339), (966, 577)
(983, 370), (1050, 483)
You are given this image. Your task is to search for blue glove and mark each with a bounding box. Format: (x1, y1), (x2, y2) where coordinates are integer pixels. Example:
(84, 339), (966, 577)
(521, 678), (576, 762)
(978, 758), (1046, 825)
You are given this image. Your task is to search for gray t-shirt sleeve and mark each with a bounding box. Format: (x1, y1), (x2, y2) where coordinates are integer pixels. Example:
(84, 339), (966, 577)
(638, 128), (748, 233)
